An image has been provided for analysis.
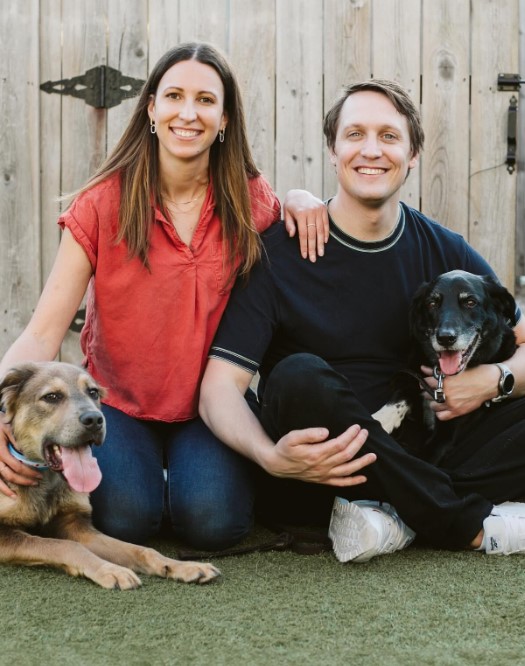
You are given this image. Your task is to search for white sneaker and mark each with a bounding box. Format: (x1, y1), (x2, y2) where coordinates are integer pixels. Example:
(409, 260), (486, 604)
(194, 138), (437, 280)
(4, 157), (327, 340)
(483, 502), (525, 555)
(328, 497), (416, 563)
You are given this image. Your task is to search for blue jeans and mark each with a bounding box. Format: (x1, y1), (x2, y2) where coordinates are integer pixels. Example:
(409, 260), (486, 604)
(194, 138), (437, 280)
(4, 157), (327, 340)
(90, 405), (255, 549)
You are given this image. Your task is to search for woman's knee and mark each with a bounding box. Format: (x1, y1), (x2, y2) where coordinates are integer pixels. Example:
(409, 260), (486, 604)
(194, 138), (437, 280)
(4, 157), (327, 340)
(169, 491), (253, 550)
(90, 483), (164, 544)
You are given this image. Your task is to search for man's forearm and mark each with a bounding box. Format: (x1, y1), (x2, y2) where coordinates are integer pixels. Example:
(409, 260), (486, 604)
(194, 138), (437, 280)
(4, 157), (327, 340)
(199, 374), (275, 472)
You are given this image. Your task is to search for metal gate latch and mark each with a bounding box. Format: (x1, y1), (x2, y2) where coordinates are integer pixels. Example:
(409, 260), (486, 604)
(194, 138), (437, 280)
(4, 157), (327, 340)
(497, 73), (524, 174)
(40, 65), (145, 109)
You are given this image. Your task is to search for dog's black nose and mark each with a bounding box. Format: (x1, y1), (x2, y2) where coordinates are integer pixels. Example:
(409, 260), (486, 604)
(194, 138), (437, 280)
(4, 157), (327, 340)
(437, 330), (457, 347)
(80, 411), (104, 431)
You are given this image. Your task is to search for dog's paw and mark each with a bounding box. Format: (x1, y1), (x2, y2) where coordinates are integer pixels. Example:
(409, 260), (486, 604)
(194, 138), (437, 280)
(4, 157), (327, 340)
(136, 547), (221, 583)
(88, 562), (142, 590)
(372, 401), (410, 434)
(164, 560), (221, 584)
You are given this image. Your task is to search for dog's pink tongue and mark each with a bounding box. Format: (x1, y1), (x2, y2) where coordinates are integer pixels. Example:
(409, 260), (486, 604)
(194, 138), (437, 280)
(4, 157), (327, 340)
(439, 351), (462, 376)
(60, 445), (102, 493)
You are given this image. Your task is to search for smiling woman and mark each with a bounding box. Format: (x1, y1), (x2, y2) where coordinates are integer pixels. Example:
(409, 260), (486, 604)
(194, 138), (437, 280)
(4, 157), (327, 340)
(148, 60), (227, 164)
(147, 59), (228, 246)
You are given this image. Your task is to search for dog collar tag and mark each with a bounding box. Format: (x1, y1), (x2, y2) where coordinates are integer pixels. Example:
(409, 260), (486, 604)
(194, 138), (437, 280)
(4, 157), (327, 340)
(8, 443), (49, 469)
(432, 367), (446, 403)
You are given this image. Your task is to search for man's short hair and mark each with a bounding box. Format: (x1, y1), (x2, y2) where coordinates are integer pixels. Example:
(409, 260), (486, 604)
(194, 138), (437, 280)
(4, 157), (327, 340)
(323, 79), (425, 156)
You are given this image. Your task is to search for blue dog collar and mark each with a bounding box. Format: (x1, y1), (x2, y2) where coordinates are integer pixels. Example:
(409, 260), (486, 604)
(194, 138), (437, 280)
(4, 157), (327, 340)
(8, 442), (49, 470)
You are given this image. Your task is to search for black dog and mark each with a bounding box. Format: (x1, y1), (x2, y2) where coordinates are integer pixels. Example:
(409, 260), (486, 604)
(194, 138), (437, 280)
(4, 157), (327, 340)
(373, 270), (518, 463)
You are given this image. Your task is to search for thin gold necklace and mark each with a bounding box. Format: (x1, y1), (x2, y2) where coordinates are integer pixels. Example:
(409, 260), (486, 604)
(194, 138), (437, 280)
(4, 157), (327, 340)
(163, 185), (208, 207)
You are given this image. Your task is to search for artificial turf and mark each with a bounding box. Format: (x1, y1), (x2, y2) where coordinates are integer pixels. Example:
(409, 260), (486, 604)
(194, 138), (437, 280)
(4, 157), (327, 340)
(1, 526), (524, 666)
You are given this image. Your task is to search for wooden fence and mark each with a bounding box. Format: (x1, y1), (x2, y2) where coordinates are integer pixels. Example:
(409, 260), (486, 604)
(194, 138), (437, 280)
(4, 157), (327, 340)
(0, 0), (521, 360)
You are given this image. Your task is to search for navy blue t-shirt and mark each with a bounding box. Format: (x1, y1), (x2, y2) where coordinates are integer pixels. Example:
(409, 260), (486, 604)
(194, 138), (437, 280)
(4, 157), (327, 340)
(210, 203), (507, 413)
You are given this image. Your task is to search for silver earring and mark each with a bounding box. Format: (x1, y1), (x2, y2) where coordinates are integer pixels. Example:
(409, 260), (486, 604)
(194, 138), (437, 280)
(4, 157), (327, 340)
(150, 119), (156, 135)
(218, 128), (225, 143)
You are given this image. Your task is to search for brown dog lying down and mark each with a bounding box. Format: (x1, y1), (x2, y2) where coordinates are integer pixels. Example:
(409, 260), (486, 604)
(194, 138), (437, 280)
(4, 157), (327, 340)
(0, 362), (220, 589)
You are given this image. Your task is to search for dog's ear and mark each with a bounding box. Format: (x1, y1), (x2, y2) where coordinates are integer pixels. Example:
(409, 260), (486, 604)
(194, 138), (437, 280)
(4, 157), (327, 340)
(409, 279), (433, 337)
(0, 363), (40, 419)
(482, 275), (518, 326)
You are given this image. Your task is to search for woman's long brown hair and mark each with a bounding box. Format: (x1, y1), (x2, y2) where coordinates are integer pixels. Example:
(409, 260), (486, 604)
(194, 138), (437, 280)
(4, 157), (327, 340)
(67, 43), (263, 281)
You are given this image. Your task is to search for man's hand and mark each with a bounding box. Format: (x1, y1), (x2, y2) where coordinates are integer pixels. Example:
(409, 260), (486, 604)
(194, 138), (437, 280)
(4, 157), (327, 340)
(264, 424), (376, 486)
(421, 364), (500, 421)
(0, 415), (42, 498)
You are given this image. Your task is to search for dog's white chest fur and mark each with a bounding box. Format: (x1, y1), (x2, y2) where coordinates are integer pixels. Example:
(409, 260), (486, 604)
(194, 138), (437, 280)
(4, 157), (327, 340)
(373, 400), (410, 434)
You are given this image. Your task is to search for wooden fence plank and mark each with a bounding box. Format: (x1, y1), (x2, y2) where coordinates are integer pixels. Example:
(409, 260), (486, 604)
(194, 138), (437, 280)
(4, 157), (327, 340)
(470, 0), (519, 288)
(276, 0), (324, 200)
(39, 0), (62, 285)
(229, 0), (276, 184)
(372, 0), (421, 208)
(323, 0), (372, 198)
(421, 0), (470, 235)
(59, 0), (108, 362)
(178, 0), (229, 50)
(516, 0), (525, 281)
(107, 0), (149, 152)
(0, 1), (40, 355)
(147, 0), (180, 66)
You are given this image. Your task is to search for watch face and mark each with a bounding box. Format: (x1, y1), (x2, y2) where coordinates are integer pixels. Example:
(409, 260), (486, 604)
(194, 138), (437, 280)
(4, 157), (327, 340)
(502, 372), (515, 394)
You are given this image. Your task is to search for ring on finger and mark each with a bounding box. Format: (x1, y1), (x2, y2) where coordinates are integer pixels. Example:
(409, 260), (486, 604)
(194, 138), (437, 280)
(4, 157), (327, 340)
(306, 223), (316, 228)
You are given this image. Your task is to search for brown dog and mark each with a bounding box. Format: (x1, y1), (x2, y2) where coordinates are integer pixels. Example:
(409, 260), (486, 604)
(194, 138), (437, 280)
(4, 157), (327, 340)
(0, 362), (220, 589)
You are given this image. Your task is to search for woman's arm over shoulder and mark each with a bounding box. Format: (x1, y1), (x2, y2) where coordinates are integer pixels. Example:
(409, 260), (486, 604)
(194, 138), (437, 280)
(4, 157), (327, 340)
(248, 177), (329, 262)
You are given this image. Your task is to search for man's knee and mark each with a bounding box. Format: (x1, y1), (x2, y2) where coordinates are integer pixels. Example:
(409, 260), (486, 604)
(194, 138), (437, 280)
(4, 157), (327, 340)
(265, 353), (347, 413)
(268, 353), (335, 393)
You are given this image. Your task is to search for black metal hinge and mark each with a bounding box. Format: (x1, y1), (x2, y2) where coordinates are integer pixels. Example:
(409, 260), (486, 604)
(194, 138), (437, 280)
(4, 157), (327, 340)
(40, 65), (145, 109)
(497, 73), (523, 174)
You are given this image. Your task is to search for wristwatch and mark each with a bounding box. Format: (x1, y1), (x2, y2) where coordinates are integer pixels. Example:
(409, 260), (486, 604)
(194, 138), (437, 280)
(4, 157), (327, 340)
(491, 363), (515, 403)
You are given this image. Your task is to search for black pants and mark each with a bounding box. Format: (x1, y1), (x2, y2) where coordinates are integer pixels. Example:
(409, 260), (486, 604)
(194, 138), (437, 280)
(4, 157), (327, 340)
(255, 353), (525, 550)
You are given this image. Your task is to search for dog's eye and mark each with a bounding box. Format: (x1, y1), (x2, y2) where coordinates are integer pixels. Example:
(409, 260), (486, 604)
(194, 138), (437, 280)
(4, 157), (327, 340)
(41, 392), (63, 404)
(427, 299), (438, 310)
(464, 298), (477, 308)
(87, 388), (100, 400)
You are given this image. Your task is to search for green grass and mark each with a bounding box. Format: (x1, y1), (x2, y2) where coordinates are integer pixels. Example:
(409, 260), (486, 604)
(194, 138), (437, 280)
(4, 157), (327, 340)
(1, 528), (525, 666)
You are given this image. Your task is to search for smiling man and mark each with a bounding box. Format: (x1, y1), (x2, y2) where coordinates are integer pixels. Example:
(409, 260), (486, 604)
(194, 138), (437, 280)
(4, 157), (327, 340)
(199, 80), (525, 562)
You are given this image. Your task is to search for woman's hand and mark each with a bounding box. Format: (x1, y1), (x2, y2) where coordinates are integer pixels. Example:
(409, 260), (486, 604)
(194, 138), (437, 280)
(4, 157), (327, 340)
(0, 414), (42, 498)
(282, 189), (329, 262)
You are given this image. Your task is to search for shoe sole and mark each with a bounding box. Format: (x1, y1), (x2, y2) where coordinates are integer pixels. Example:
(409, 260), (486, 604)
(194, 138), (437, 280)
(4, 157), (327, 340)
(329, 502), (378, 563)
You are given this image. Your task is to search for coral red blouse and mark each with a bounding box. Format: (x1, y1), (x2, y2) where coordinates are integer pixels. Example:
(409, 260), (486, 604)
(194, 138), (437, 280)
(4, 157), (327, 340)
(58, 172), (280, 421)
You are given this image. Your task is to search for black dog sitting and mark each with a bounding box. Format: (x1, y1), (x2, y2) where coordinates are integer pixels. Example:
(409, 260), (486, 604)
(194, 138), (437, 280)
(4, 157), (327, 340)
(373, 270), (518, 463)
